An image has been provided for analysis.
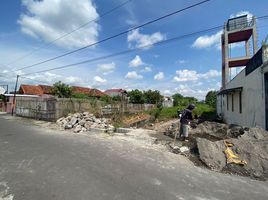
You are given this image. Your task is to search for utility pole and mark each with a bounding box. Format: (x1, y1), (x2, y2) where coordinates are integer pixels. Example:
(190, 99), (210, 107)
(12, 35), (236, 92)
(11, 75), (19, 116)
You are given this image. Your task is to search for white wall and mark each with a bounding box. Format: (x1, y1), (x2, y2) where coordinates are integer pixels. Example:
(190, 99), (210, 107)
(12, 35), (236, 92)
(217, 62), (268, 129)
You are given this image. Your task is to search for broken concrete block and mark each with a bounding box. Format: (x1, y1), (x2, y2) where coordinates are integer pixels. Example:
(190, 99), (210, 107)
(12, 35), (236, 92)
(78, 119), (86, 126)
(179, 146), (190, 153)
(70, 117), (78, 126)
(74, 125), (82, 133)
(64, 123), (73, 129)
(196, 138), (226, 171)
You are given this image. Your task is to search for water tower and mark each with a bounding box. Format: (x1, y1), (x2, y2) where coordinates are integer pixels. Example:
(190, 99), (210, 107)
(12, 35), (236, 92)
(221, 15), (258, 88)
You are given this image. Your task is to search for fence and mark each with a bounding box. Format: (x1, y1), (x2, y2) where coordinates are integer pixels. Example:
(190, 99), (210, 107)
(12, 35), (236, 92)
(15, 96), (155, 121)
(15, 96), (56, 120)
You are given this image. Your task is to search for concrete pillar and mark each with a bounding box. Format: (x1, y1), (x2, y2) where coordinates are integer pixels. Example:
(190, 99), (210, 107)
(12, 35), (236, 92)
(224, 24), (229, 87)
(246, 40), (250, 56)
(252, 17), (258, 54)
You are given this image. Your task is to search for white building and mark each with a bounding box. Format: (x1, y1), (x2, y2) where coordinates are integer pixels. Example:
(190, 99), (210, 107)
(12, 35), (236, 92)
(162, 96), (173, 108)
(217, 14), (268, 130)
(217, 45), (268, 129)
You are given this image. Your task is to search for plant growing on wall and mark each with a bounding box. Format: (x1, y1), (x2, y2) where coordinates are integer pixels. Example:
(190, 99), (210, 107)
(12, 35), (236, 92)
(51, 81), (72, 98)
(262, 34), (268, 46)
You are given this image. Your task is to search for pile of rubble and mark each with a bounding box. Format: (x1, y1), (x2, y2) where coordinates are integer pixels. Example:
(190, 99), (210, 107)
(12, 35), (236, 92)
(196, 127), (268, 180)
(162, 121), (268, 180)
(56, 112), (114, 133)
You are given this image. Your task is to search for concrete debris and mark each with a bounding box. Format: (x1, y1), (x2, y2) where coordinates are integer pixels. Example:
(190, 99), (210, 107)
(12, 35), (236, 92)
(162, 120), (268, 180)
(56, 112), (114, 133)
(197, 138), (226, 171)
(164, 123), (179, 137)
(195, 124), (268, 180)
(179, 146), (190, 153)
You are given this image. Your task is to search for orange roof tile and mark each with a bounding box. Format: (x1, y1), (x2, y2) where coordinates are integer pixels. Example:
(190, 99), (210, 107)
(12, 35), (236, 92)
(19, 85), (43, 95)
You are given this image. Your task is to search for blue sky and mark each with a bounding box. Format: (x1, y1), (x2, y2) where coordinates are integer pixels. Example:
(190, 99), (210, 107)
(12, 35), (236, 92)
(0, 0), (267, 99)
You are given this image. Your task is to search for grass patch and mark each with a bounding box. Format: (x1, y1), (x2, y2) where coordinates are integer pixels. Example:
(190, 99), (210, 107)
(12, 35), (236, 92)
(149, 103), (216, 121)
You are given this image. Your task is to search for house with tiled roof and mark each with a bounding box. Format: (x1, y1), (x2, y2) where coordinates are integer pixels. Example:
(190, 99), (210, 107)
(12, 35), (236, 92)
(18, 84), (53, 95)
(71, 86), (91, 95)
(71, 86), (106, 98)
(18, 85), (44, 95)
(38, 85), (53, 94)
(18, 84), (106, 98)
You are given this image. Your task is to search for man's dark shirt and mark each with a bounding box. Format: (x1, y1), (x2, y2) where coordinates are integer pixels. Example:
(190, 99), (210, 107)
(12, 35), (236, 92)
(180, 109), (193, 124)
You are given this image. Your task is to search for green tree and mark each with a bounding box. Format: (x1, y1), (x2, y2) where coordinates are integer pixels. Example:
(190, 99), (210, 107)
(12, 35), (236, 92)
(128, 89), (144, 104)
(112, 95), (122, 101)
(100, 95), (112, 103)
(72, 93), (89, 99)
(51, 81), (72, 98)
(143, 90), (163, 104)
(205, 90), (217, 108)
(172, 93), (184, 106)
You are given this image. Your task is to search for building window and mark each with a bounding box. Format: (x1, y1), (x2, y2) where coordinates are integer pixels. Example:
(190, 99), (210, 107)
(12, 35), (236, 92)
(232, 94), (234, 112)
(239, 91), (242, 113)
(227, 94), (229, 110)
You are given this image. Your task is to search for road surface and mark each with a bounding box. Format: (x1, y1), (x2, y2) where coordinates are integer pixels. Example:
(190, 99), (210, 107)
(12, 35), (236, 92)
(0, 115), (267, 200)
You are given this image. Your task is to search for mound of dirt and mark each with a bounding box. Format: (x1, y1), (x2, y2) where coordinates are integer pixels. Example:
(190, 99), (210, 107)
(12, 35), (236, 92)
(162, 120), (268, 180)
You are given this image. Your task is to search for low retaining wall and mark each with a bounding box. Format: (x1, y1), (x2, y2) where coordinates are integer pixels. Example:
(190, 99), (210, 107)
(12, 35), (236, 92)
(15, 96), (155, 121)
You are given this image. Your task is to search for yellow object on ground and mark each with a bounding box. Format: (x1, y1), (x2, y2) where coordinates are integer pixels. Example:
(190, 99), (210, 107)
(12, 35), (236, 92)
(223, 140), (247, 165)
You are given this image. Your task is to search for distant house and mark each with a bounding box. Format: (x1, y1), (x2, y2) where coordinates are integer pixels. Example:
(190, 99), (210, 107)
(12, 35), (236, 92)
(162, 96), (173, 108)
(38, 85), (53, 94)
(71, 86), (91, 96)
(17, 84), (106, 99)
(88, 88), (106, 98)
(71, 86), (106, 98)
(104, 89), (127, 98)
(18, 84), (52, 95)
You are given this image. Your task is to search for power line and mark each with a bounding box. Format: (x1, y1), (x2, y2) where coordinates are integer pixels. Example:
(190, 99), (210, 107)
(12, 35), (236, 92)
(22, 15), (268, 77)
(19, 76), (51, 85)
(6, 0), (133, 67)
(23, 25), (222, 76)
(16, 0), (211, 71)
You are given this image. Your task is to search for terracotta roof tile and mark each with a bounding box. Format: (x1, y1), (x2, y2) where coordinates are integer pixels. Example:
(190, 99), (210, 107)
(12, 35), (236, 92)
(104, 89), (127, 93)
(19, 85), (44, 95)
(71, 86), (91, 95)
(38, 85), (53, 94)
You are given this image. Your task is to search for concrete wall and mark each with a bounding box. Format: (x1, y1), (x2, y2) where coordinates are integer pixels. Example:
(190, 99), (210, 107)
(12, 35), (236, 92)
(217, 62), (268, 129)
(16, 96), (56, 120)
(55, 98), (103, 119)
(15, 97), (155, 121)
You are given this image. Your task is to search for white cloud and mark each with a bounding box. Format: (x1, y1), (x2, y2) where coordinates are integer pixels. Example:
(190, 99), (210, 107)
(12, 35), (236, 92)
(173, 69), (221, 82)
(192, 11), (253, 50)
(230, 11), (253, 21)
(176, 60), (187, 65)
(125, 71), (143, 80)
(18, 0), (99, 49)
(26, 72), (86, 86)
(128, 29), (166, 49)
(192, 31), (222, 49)
(174, 69), (199, 82)
(154, 72), (164, 80)
(163, 90), (172, 96)
(174, 84), (210, 100)
(64, 76), (82, 84)
(129, 55), (144, 67)
(97, 62), (116, 75)
(94, 76), (107, 85)
(142, 66), (152, 72)
(199, 70), (221, 79)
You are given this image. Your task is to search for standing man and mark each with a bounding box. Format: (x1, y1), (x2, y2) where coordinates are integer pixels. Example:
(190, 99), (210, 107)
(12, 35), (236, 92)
(179, 104), (195, 142)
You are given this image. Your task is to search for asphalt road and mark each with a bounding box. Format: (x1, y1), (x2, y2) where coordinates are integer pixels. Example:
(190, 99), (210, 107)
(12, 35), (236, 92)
(0, 116), (268, 200)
